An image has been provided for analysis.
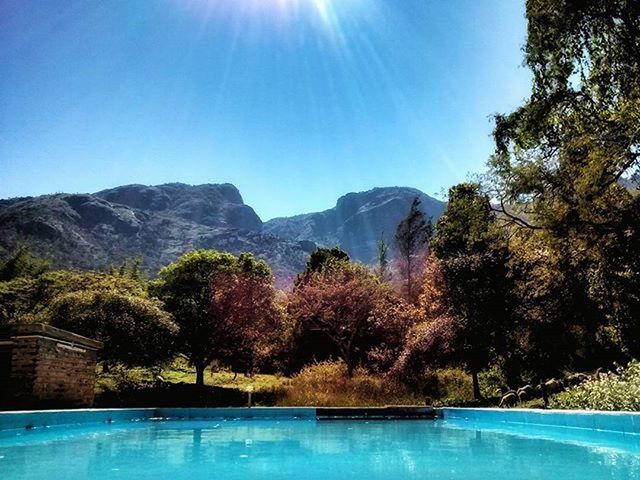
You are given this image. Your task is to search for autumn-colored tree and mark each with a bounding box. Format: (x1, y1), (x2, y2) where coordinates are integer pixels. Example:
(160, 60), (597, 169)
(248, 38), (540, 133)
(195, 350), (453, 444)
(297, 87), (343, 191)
(288, 262), (393, 377)
(208, 253), (284, 376)
(365, 294), (419, 374)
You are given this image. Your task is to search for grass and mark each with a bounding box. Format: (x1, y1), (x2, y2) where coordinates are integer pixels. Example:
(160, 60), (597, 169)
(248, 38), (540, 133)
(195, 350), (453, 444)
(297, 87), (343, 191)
(96, 357), (288, 398)
(96, 359), (424, 407)
(275, 361), (424, 407)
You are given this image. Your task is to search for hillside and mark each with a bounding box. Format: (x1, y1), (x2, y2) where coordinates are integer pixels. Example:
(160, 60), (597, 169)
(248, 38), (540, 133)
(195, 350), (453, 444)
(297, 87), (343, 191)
(264, 187), (446, 263)
(0, 183), (444, 285)
(0, 183), (314, 287)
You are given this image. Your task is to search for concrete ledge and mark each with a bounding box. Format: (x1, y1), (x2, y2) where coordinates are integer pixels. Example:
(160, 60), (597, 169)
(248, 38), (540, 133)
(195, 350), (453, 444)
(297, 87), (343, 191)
(155, 407), (316, 420)
(0, 323), (103, 350)
(439, 407), (640, 435)
(0, 408), (155, 431)
(317, 406), (436, 420)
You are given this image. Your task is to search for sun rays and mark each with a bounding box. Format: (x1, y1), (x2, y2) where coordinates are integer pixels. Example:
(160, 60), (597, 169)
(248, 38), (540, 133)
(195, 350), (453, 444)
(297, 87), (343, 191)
(177, 0), (371, 39)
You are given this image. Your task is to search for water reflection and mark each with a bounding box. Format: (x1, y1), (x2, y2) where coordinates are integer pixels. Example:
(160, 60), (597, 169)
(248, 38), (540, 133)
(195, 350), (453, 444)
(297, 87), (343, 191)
(0, 419), (639, 480)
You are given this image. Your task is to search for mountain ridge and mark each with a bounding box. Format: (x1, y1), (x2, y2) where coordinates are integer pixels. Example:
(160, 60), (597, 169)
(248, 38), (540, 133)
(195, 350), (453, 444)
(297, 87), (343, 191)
(264, 186), (446, 263)
(0, 183), (446, 286)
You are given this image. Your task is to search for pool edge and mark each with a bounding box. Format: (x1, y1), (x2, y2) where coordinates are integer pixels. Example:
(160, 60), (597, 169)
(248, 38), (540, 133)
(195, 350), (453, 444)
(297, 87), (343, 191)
(438, 407), (640, 435)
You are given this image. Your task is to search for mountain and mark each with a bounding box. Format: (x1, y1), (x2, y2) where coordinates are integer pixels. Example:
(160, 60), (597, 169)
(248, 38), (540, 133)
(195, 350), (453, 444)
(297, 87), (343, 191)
(0, 183), (445, 286)
(0, 183), (315, 288)
(264, 187), (446, 263)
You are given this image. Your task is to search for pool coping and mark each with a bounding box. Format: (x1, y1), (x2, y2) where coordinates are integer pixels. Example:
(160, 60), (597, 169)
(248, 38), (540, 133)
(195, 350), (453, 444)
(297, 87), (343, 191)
(0, 406), (436, 432)
(1, 407), (638, 435)
(439, 407), (640, 436)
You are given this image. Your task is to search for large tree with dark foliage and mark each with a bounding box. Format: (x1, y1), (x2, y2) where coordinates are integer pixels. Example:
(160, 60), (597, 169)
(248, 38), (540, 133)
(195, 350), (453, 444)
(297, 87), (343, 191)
(421, 184), (511, 400)
(488, 0), (640, 367)
(0, 247), (50, 282)
(49, 290), (178, 368)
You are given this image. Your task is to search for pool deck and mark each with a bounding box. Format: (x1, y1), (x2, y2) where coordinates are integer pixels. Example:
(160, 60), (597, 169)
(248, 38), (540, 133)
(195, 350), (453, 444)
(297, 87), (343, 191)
(0, 406), (639, 435)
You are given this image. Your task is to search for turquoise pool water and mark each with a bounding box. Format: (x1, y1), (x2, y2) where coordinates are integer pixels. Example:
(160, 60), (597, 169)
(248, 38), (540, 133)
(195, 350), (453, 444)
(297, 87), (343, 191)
(1, 418), (639, 480)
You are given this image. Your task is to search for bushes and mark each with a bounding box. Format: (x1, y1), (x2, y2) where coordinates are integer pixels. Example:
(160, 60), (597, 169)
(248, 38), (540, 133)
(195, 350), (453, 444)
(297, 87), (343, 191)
(421, 368), (474, 406)
(552, 361), (640, 412)
(49, 290), (178, 367)
(277, 361), (422, 407)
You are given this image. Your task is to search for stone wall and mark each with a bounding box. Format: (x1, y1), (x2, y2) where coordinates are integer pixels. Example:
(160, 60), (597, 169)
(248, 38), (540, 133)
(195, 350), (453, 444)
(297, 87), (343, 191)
(0, 324), (102, 410)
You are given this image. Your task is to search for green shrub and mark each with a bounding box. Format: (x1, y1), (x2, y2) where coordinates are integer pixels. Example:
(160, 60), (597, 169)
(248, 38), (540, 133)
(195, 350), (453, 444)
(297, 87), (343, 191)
(478, 363), (507, 399)
(423, 368), (474, 406)
(278, 361), (422, 407)
(552, 361), (640, 411)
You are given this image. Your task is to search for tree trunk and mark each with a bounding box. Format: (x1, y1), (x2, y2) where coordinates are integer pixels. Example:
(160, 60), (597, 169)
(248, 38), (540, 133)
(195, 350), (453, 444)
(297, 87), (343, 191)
(346, 362), (354, 378)
(471, 370), (482, 401)
(344, 351), (354, 378)
(539, 377), (549, 408)
(406, 254), (413, 301)
(196, 364), (205, 387)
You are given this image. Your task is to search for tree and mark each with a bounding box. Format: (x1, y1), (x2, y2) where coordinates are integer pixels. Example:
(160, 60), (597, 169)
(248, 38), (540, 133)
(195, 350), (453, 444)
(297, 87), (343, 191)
(488, 0), (640, 371)
(507, 233), (587, 405)
(155, 250), (282, 386)
(375, 235), (391, 282)
(48, 290), (178, 368)
(490, 0), (639, 240)
(297, 247), (350, 284)
(288, 262), (390, 377)
(394, 197), (433, 302)
(0, 247), (51, 281)
(0, 270), (149, 325)
(209, 253), (284, 376)
(587, 200), (640, 360)
(154, 250), (236, 386)
(414, 184), (511, 400)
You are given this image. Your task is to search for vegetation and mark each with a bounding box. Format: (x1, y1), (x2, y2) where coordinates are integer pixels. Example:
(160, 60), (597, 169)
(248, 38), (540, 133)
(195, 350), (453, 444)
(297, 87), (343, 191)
(153, 250), (281, 386)
(48, 290), (177, 368)
(394, 197), (432, 303)
(275, 361), (422, 407)
(289, 261), (397, 377)
(552, 362), (640, 412)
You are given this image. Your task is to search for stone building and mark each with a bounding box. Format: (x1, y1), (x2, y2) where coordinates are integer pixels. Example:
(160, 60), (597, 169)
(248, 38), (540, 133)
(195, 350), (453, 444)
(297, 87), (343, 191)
(0, 324), (102, 409)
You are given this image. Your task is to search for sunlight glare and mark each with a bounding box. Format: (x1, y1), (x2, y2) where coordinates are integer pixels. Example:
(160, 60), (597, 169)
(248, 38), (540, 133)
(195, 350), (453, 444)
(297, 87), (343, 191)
(179, 0), (370, 36)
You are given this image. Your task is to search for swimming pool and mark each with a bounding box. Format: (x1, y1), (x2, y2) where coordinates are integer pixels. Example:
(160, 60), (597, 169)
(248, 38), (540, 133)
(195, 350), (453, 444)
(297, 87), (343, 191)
(1, 408), (639, 479)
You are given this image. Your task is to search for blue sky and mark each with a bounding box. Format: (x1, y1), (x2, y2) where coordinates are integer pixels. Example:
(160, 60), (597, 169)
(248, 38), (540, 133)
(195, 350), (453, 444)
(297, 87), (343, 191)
(0, 0), (530, 220)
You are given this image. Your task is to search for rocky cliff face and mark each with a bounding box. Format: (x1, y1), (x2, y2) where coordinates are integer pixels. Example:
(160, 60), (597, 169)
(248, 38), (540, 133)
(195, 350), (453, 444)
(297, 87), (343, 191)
(264, 187), (446, 263)
(0, 183), (445, 286)
(0, 184), (313, 287)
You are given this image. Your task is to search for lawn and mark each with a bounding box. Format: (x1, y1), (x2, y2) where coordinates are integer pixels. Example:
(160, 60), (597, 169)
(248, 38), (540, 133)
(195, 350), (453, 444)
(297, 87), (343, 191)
(96, 359), (425, 407)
